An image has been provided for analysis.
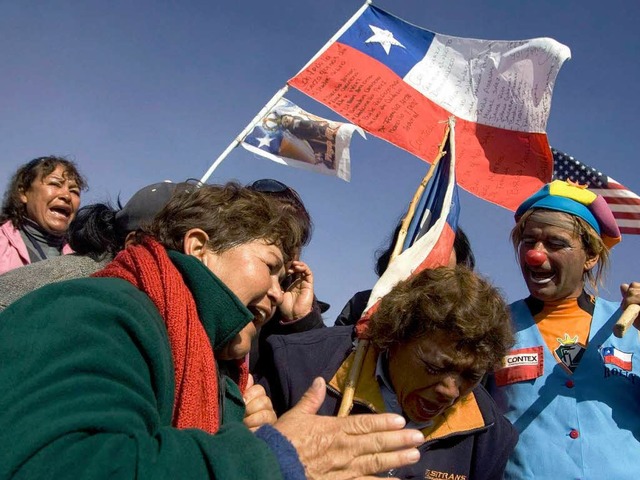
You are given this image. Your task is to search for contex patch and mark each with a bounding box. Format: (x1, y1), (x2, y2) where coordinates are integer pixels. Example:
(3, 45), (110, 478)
(494, 346), (543, 386)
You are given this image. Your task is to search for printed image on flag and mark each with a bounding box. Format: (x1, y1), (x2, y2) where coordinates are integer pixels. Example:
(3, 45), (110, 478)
(289, 4), (571, 210)
(241, 97), (364, 181)
(552, 148), (640, 235)
(601, 346), (633, 371)
(356, 120), (458, 337)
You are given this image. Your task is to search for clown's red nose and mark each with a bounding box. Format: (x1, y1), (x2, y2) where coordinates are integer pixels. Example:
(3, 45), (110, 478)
(525, 250), (547, 267)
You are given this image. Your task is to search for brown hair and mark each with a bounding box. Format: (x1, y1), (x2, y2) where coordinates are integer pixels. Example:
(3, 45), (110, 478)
(367, 266), (513, 371)
(145, 182), (305, 264)
(511, 209), (609, 293)
(0, 156), (87, 229)
(248, 179), (313, 248)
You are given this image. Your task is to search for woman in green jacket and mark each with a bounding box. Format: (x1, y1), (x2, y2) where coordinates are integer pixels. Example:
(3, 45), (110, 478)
(0, 182), (423, 480)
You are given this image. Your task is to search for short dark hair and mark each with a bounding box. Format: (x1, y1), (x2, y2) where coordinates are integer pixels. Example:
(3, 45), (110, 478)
(0, 156), (87, 229)
(146, 182), (305, 265)
(453, 228), (475, 270)
(367, 266), (513, 371)
(67, 203), (119, 260)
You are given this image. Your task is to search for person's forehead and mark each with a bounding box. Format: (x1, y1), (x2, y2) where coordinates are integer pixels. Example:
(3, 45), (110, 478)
(255, 240), (284, 259)
(38, 163), (72, 178)
(410, 329), (450, 350)
(414, 331), (479, 369)
(523, 211), (577, 235)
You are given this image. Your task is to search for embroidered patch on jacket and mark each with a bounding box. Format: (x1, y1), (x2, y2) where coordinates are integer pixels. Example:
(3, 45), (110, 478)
(425, 469), (467, 479)
(601, 346), (633, 371)
(494, 346), (543, 386)
(554, 333), (586, 373)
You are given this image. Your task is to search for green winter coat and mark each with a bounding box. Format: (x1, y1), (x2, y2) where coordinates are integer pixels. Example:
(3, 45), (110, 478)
(0, 250), (283, 480)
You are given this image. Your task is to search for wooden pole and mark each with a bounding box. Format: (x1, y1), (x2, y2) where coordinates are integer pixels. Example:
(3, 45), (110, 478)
(336, 338), (370, 417)
(613, 304), (640, 338)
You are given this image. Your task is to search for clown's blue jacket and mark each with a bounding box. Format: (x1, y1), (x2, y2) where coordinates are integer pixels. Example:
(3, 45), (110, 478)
(487, 297), (640, 479)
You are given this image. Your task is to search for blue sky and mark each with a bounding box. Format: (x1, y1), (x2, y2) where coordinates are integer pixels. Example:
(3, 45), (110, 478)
(2, 0), (639, 321)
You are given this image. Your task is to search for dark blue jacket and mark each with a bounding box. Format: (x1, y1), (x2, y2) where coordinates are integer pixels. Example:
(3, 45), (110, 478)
(259, 326), (518, 480)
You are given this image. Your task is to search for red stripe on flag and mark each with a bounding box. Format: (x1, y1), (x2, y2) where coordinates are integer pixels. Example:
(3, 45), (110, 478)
(289, 42), (552, 211)
(603, 354), (632, 371)
(413, 222), (456, 275)
(611, 211), (640, 220)
(607, 180), (636, 191)
(620, 226), (640, 235)
(602, 196), (640, 206)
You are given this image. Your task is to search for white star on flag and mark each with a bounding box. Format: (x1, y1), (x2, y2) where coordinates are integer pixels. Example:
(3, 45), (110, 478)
(365, 25), (405, 55)
(256, 135), (273, 148)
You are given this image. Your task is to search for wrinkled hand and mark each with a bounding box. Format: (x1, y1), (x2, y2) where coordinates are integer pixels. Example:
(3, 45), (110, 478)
(273, 377), (423, 480)
(620, 282), (640, 330)
(243, 375), (277, 431)
(279, 261), (315, 322)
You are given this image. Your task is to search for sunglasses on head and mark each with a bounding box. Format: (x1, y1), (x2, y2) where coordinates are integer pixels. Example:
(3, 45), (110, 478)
(175, 178), (204, 195)
(249, 178), (291, 193)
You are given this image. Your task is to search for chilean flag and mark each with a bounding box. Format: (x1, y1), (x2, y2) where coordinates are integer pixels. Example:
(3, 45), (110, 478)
(356, 120), (458, 337)
(602, 346), (633, 371)
(289, 4), (571, 210)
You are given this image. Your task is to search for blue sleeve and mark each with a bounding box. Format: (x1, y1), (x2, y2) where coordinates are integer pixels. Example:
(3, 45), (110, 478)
(255, 425), (306, 480)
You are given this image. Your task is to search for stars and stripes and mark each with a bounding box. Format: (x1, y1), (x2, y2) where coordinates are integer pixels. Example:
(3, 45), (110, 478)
(552, 148), (640, 235)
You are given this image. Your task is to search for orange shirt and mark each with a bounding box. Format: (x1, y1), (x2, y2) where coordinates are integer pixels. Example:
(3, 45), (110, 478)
(525, 291), (595, 374)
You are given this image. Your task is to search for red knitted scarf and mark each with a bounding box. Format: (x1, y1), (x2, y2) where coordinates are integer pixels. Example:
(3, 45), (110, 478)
(93, 237), (245, 434)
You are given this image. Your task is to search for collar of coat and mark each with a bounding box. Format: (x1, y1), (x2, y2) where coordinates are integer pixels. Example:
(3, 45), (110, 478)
(328, 343), (486, 441)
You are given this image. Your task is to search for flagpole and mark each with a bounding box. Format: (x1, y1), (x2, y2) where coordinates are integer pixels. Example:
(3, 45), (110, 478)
(199, 85), (290, 184)
(337, 119), (454, 418)
(336, 337), (369, 417)
(291, 0), (371, 77)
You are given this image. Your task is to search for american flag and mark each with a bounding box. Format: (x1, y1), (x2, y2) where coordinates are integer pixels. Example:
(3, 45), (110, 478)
(552, 148), (640, 235)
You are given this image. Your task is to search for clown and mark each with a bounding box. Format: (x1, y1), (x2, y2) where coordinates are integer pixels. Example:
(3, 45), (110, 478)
(487, 180), (640, 479)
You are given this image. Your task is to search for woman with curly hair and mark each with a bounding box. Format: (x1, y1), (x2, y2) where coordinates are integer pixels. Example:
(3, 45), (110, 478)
(0, 155), (87, 274)
(260, 266), (518, 480)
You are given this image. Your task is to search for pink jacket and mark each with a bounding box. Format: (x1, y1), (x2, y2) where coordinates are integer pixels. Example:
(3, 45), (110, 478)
(0, 221), (73, 275)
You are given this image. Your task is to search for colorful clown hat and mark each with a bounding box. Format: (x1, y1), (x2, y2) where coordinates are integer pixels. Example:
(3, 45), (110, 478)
(515, 180), (621, 248)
